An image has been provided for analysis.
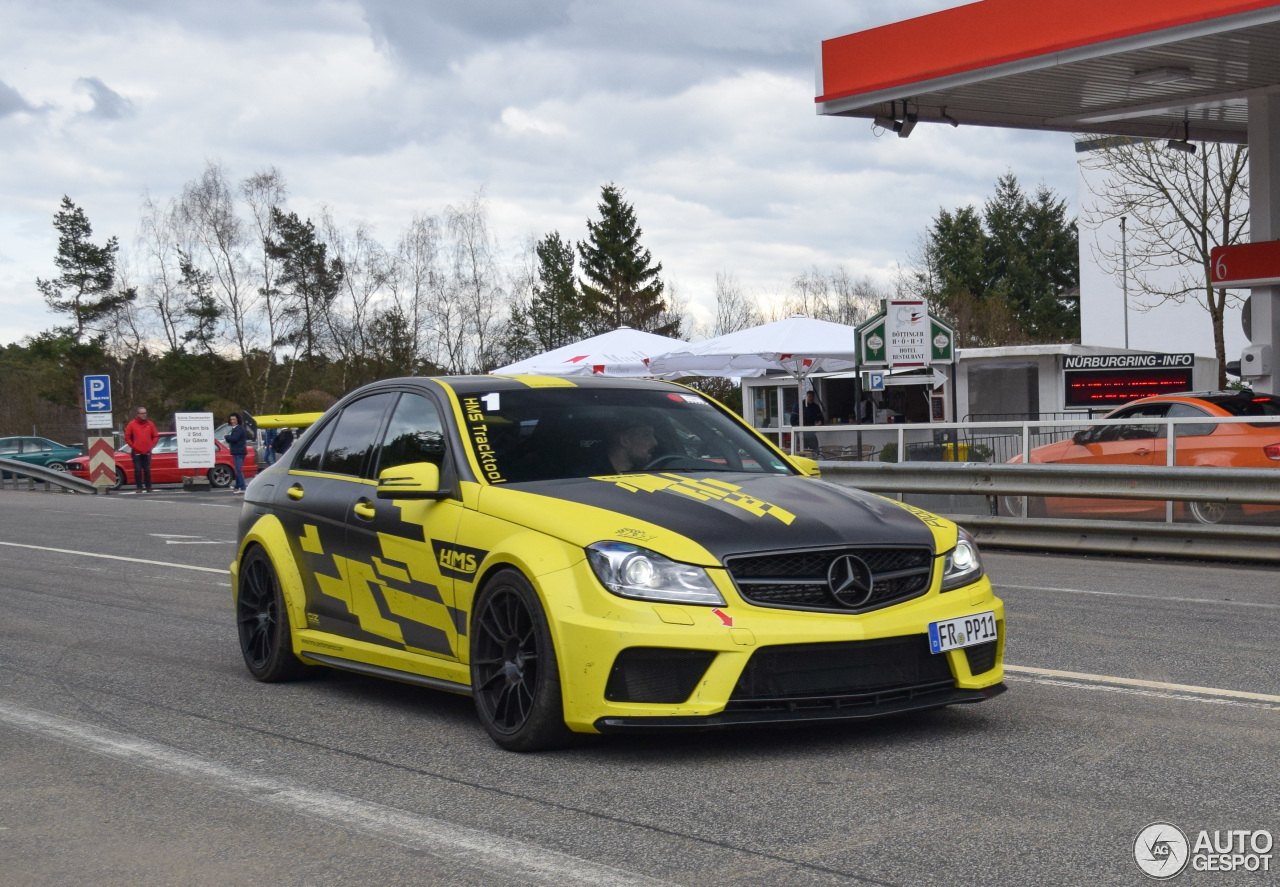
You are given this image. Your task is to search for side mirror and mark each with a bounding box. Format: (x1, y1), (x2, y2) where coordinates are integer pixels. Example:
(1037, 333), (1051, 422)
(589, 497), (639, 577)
(377, 462), (450, 500)
(788, 455), (821, 477)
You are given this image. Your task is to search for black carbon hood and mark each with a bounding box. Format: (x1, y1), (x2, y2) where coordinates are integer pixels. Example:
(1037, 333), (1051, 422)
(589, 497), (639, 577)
(498, 472), (939, 562)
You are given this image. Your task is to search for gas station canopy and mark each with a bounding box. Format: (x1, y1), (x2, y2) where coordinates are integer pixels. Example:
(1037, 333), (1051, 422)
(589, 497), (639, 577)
(816, 0), (1280, 143)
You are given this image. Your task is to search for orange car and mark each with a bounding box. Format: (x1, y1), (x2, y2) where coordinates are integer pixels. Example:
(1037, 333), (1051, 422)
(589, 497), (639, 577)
(1005, 390), (1280, 523)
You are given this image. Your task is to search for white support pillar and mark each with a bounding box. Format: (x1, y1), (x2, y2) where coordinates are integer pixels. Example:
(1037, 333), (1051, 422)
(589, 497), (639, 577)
(1247, 93), (1280, 394)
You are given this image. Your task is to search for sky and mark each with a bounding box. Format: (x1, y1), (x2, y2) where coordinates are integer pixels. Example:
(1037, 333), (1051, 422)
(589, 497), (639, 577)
(0, 0), (1232, 359)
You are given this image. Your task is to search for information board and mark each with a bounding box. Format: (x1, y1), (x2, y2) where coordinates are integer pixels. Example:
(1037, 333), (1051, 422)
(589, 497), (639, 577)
(885, 299), (930, 367)
(174, 412), (216, 469)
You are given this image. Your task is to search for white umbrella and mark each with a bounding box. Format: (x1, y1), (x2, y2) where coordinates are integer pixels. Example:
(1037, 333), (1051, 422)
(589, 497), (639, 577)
(490, 327), (686, 377)
(646, 315), (861, 384)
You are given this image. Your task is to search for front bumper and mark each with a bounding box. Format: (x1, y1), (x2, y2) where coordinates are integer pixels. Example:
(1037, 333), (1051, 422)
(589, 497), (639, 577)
(596, 682), (1006, 732)
(536, 557), (1005, 733)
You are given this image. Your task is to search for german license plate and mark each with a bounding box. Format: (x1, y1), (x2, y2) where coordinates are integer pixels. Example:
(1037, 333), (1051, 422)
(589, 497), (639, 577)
(928, 611), (997, 654)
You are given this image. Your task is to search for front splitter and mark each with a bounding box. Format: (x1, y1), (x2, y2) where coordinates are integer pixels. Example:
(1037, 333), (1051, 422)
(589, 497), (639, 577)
(593, 683), (1006, 733)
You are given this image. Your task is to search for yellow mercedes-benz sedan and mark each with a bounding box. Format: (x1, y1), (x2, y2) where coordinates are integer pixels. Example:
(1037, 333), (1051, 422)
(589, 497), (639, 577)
(232, 375), (1004, 750)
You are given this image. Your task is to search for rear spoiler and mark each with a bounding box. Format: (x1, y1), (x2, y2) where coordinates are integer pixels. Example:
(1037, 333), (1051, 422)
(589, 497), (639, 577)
(243, 412), (325, 432)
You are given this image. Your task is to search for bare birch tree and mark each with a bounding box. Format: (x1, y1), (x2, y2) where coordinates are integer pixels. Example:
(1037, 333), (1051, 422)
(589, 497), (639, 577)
(180, 161), (259, 402)
(712, 270), (761, 336)
(136, 192), (187, 352)
(241, 167), (291, 409)
(1080, 139), (1249, 386)
(390, 212), (445, 369)
(447, 191), (503, 372)
(320, 209), (392, 387)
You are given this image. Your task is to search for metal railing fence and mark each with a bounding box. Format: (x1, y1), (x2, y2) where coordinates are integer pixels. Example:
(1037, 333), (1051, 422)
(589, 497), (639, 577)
(0, 457), (97, 494)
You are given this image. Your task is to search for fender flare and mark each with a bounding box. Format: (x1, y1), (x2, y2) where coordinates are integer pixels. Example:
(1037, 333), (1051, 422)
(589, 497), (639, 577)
(236, 514), (309, 632)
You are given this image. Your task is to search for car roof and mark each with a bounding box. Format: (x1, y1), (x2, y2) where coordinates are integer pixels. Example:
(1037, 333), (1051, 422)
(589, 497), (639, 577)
(347, 375), (680, 398)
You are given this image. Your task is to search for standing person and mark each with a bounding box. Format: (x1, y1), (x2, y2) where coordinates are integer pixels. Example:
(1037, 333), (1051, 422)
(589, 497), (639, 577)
(224, 412), (248, 493)
(272, 427), (295, 460)
(261, 427), (277, 466)
(801, 389), (825, 454)
(124, 407), (159, 493)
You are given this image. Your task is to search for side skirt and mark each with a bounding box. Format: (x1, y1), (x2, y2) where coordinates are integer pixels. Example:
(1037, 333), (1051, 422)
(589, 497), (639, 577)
(304, 652), (473, 697)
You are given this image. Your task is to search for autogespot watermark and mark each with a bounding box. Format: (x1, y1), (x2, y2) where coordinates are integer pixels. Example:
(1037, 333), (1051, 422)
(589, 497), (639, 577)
(1135, 823), (1274, 879)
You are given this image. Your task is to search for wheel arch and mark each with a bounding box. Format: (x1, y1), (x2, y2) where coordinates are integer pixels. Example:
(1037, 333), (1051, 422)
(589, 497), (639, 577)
(235, 514), (308, 633)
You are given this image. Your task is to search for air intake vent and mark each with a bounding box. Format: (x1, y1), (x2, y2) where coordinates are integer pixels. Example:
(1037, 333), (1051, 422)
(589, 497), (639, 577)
(605, 648), (717, 704)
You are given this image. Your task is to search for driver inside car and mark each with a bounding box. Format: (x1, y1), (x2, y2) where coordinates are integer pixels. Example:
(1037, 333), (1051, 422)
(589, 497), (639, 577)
(607, 422), (658, 473)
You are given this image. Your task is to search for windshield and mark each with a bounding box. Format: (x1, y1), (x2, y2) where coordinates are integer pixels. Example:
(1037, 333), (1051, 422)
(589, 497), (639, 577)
(456, 386), (794, 484)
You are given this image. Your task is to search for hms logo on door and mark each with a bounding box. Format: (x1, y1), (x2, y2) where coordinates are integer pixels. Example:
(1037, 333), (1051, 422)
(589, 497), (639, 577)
(432, 541), (488, 580)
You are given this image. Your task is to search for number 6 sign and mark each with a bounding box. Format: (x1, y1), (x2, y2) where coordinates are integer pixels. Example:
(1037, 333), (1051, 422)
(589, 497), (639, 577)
(1210, 240), (1280, 288)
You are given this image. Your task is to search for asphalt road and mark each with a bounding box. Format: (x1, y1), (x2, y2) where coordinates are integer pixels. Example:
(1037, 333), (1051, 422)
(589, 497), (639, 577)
(1, 488), (1277, 886)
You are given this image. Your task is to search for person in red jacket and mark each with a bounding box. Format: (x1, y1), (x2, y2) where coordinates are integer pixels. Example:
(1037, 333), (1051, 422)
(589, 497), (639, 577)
(124, 406), (159, 493)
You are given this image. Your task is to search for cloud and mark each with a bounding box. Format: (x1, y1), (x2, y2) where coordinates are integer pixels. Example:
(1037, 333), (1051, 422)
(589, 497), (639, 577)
(0, 0), (1120, 349)
(74, 76), (134, 119)
(0, 80), (36, 117)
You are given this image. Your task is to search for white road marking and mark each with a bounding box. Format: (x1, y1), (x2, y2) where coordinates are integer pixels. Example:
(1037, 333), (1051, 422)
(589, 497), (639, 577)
(164, 541), (231, 545)
(1005, 664), (1280, 705)
(996, 583), (1280, 610)
(0, 701), (670, 887)
(150, 534), (204, 539)
(1008, 676), (1280, 712)
(0, 541), (225, 574)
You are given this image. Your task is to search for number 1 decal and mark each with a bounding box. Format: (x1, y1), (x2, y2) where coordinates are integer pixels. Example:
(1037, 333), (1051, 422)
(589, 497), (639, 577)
(480, 392), (500, 411)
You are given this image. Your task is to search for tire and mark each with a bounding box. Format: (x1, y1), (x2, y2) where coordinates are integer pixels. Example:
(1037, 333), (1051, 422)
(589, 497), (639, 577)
(208, 464), (234, 488)
(47, 462), (68, 473)
(471, 569), (573, 752)
(112, 467), (125, 490)
(1188, 500), (1231, 525)
(236, 546), (310, 682)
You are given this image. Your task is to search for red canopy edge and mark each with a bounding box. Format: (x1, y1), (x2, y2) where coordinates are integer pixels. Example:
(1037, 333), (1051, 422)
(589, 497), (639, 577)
(817, 0), (1280, 106)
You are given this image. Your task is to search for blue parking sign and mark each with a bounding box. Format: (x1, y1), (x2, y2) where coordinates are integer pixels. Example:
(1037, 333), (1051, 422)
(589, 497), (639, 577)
(866, 372), (885, 391)
(84, 375), (112, 412)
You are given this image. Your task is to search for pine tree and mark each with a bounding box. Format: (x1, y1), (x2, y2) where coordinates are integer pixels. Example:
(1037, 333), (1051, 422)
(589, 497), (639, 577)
(530, 231), (587, 350)
(178, 250), (222, 355)
(36, 196), (134, 343)
(915, 174), (1079, 344)
(577, 184), (676, 336)
(266, 208), (343, 364)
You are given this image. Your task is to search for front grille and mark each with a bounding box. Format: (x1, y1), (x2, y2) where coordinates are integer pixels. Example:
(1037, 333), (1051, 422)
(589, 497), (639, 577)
(729, 635), (954, 705)
(605, 648), (717, 704)
(964, 640), (999, 676)
(724, 546), (933, 613)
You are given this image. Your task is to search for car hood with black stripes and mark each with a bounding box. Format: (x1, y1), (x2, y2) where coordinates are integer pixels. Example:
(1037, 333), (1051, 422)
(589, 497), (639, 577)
(476, 472), (950, 566)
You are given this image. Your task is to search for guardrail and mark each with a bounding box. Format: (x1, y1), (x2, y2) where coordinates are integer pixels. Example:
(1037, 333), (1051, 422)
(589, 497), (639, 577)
(0, 458), (98, 494)
(814, 459), (1280, 563)
(815, 461), (1280, 504)
(780, 412), (1280, 465)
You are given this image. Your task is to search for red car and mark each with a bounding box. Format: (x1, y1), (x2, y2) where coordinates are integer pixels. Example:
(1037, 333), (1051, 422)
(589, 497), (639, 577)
(68, 432), (257, 490)
(1005, 390), (1280, 523)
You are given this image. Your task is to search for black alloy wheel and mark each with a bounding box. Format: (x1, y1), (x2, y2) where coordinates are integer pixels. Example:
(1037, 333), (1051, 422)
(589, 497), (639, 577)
(208, 464), (234, 488)
(236, 546), (309, 682)
(471, 570), (572, 751)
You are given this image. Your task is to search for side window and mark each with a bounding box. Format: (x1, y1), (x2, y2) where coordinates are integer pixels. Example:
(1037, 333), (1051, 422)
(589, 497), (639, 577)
(321, 393), (396, 477)
(375, 393), (447, 475)
(295, 421), (335, 472)
(1098, 404), (1168, 442)
(1166, 403), (1216, 437)
(153, 437), (179, 454)
(0, 439), (19, 455)
(27, 439), (52, 453)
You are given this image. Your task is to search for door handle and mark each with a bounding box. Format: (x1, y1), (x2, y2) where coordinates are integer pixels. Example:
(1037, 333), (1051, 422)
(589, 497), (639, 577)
(287, 484), (305, 500)
(353, 498), (377, 521)
(1134, 448), (1151, 456)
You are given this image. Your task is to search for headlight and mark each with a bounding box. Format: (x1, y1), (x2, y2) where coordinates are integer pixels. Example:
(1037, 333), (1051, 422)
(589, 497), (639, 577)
(586, 541), (725, 606)
(939, 528), (983, 591)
